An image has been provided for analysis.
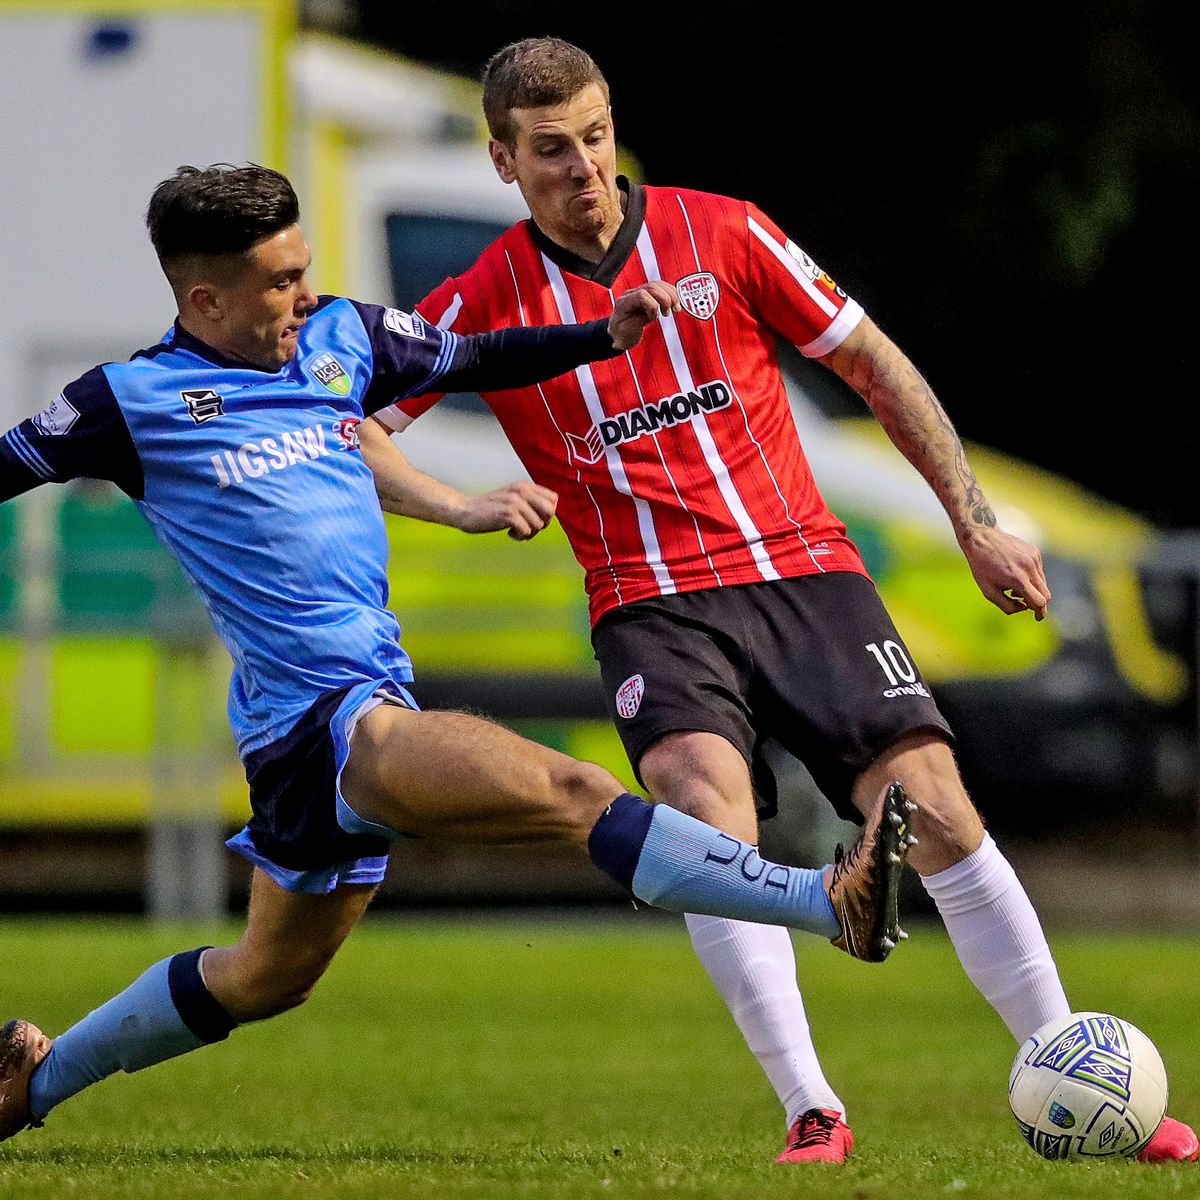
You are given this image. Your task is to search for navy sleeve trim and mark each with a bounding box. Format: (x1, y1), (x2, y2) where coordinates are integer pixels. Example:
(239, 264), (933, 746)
(400, 327), (461, 399)
(434, 319), (618, 395)
(0, 367), (145, 501)
(346, 298), (457, 416)
(4, 428), (56, 481)
(0, 438), (45, 503)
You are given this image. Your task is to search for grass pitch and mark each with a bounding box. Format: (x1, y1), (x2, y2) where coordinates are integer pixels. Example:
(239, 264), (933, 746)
(0, 915), (1196, 1198)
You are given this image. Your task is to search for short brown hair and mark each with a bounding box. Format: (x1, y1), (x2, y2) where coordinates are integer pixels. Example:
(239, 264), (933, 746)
(482, 38), (610, 146)
(146, 163), (300, 292)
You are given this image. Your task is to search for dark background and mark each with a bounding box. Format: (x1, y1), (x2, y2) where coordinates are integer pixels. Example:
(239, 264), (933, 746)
(341, 0), (1199, 528)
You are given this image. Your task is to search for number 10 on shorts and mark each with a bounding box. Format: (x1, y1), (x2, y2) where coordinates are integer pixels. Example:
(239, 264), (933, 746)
(865, 640), (916, 686)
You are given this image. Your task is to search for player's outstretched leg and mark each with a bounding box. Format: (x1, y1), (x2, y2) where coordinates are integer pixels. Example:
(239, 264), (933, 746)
(341, 705), (913, 944)
(0, 871), (373, 1141)
(641, 731), (849, 1155)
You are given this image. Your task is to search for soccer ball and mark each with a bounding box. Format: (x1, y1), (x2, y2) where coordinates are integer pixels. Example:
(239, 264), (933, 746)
(1009, 1011), (1168, 1159)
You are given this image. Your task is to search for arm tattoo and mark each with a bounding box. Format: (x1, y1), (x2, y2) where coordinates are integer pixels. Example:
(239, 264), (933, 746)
(838, 332), (996, 533)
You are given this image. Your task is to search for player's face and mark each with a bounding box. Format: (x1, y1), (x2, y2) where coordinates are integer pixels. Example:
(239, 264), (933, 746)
(491, 83), (622, 252)
(219, 225), (318, 371)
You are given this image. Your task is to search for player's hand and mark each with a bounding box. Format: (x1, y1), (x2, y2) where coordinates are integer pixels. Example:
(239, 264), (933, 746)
(608, 281), (681, 350)
(958, 525), (1051, 620)
(455, 481), (558, 540)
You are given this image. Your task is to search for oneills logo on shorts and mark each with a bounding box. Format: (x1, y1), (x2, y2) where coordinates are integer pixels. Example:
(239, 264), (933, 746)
(677, 272), (719, 320)
(565, 380), (732, 465)
(616, 674), (644, 719)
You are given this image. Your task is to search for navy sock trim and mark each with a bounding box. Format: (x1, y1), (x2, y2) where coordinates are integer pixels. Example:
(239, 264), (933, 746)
(167, 948), (237, 1044)
(587, 793), (655, 890)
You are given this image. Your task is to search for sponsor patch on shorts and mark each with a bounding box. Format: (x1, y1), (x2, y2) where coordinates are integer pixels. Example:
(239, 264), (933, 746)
(616, 673), (644, 719)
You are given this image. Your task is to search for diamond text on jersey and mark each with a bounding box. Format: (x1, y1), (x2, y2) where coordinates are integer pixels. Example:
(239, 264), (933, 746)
(565, 380), (732, 465)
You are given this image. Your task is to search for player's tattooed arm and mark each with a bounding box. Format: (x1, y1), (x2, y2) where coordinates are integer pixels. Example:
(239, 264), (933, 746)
(820, 316), (1051, 619)
(360, 417), (557, 541)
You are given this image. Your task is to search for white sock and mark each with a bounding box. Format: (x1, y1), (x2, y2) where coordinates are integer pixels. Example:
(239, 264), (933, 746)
(921, 833), (1070, 1043)
(685, 913), (844, 1125)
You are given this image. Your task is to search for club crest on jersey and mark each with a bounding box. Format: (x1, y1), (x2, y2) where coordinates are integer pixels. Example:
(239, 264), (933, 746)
(32, 393), (81, 436)
(311, 352), (352, 396)
(565, 379), (732, 465)
(677, 272), (720, 320)
(332, 417), (362, 450)
(180, 389), (224, 424)
(616, 674), (644, 719)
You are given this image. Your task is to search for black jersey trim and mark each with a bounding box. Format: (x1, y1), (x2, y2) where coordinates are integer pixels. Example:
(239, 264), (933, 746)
(527, 177), (646, 289)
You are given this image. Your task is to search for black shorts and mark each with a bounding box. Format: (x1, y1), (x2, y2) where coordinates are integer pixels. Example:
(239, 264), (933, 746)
(590, 572), (953, 822)
(226, 680), (418, 893)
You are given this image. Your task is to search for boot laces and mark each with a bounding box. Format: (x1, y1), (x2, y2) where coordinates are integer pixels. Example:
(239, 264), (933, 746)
(789, 1109), (840, 1150)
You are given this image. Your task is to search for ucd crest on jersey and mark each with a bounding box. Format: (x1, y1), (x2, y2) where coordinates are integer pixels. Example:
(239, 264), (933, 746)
(311, 352), (352, 396)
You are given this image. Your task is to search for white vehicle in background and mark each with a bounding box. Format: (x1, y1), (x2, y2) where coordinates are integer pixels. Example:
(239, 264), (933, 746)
(0, 6), (1190, 911)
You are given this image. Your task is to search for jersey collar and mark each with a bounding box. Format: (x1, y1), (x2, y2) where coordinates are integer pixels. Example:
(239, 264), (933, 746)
(527, 177), (646, 289)
(168, 320), (293, 374)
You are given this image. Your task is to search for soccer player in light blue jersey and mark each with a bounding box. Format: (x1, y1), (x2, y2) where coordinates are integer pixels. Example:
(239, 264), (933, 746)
(0, 164), (914, 1143)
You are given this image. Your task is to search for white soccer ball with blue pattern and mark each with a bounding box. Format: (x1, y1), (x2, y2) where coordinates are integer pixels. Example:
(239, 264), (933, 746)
(1009, 1011), (1168, 1159)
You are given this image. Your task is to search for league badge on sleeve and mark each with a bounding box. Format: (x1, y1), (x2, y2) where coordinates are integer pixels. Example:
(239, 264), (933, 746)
(383, 308), (426, 340)
(32, 393), (82, 436)
(677, 273), (720, 321)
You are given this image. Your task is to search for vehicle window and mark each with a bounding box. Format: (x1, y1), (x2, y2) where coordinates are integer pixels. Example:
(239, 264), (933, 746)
(385, 213), (511, 416)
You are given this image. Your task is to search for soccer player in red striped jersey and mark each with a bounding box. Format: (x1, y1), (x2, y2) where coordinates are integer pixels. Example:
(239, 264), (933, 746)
(364, 38), (1197, 1165)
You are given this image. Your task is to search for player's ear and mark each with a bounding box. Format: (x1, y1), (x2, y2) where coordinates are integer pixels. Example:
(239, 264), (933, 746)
(187, 281), (223, 321)
(489, 138), (518, 185)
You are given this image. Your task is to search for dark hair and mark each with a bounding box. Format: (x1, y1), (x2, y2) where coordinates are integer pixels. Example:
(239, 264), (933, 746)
(146, 163), (299, 276)
(482, 37), (610, 146)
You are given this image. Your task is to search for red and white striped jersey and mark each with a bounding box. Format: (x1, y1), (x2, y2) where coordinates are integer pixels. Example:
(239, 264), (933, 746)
(378, 181), (870, 625)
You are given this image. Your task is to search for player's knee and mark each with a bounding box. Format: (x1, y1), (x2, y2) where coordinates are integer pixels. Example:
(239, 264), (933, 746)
(215, 949), (331, 1022)
(905, 788), (985, 874)
(546, 758), (626, 826)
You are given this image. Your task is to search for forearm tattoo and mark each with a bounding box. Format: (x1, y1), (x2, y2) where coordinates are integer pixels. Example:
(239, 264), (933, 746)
(841, 335), (996, 532)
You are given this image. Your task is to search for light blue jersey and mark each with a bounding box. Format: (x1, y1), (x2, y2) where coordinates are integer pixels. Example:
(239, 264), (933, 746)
(114, 299), (417, 752)
(1, 295), (616, 757)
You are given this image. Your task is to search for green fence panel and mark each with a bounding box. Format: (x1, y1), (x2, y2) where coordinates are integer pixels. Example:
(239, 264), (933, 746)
(56, 484), (189, 631)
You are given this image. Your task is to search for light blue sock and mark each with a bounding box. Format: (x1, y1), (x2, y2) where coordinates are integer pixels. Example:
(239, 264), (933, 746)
(589, 795), (839, 937)
(29, 948), (235, 1118)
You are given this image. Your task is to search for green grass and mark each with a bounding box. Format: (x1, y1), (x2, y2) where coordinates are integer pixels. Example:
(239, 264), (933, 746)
(0, 917), (1196, 1198)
